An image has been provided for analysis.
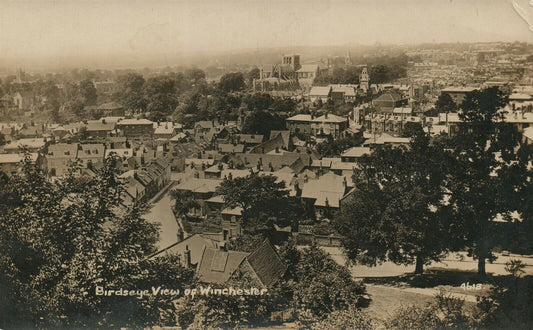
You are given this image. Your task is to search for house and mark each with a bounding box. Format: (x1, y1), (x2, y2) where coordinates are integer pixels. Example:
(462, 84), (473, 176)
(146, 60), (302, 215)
(120, 174), (146, 205)
(2, 138), (47, 154)
(196, 239), (286, 288)
(217, 143), (245, 154)
(330, 84), (358, 104)
(363, 132), (411, 147)
(309, 86), (331, 103)
(105, 148), (135, 172)
(97, 102), (125, 117)
(440, 86), (478, 105)
(154, 122), (181, 140)
(235, 134), (264, 147)
(296, 64), (327, 87)
(221, 207), (243, 240)
(310, 113), (348, 138)
(130, 159), (171, 199)
(0, 153), (40, 176)
(86, 120), (116, 139)
(78, 144), (105, 170)
(286, 114), (313, 135)
(372, 91), (407, 113)
(46, 143), (79, 177)
(146, 234), (219, 268)
(194, 121), (222, 139)
(116, 118), (154, 139)
(174, 178), (220, 200)
(301, 172), (350, 220)
(248, 133), (288, 154)
(341, 147), (371, 163)
(13, 91), (34, 110)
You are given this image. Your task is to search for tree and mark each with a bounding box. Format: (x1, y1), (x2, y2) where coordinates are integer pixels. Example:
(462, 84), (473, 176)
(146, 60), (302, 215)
(435, 92), (457, 113)
(117, 72), (146, 112)
(334, 129), (459, 274)
(290, 245), (367, 318)
(0, 133), (5, 146)
(78, 79), (97, 106)
(143, 76), (179, 121)
(218, 72), (245, 93)
(0, 154), (196, 328)
(448, 87), (525, 276)
(247, 67), (260, 85)
(241, 110), (285, 137)
(216, 173), (296, 231)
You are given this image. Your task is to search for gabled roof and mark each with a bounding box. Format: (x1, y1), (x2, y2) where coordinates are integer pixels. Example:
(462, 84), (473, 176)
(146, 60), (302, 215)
(147, 234), (218, 265)
(196, 240), (285, 287)
(78, 144), (105, 159)
(312, 113), (347, 123)
(301, 172), (347, 208)
(48, 143), (79, 158)
(235, 134), (263, 144)
(269, 130), (291, 149)
(286, 114), (312, 122)
(0, 153), (38, 164)
(117, 118), (154, 126)
(86, 121), (116, 132)
(341, 147), (371, 158)
(196, 248), (249, 284)
(218, 143), (245, 154)
(309, 86), (332, 97)
(246, 240), (286, 287)
(174, 178), (220, 194)
(4, 138), (46, 150)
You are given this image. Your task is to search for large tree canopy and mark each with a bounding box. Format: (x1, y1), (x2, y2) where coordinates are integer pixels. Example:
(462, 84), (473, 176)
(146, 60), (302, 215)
(334, 128), (459, 274)
(0, 154), (195, 328)
(448, 86), (526, 276)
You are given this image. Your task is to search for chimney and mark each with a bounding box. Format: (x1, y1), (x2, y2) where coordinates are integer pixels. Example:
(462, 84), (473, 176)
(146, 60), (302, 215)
(183, 245), (191, 268)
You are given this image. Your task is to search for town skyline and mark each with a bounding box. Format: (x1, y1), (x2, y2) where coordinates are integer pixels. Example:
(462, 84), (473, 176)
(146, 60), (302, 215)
(1, 0), (531, 64)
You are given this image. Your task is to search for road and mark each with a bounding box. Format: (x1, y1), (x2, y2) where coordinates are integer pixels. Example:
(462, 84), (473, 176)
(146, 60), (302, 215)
(320, 246), (533, 277)
(142, 193), (181, 250)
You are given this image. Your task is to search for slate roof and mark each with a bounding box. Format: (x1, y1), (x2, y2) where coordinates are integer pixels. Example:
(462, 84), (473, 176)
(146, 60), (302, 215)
(341, 147), (371, 158)
(311, 114), (347, 123)
(48, 143), (79, 158)
(174, 178), (220, 194)
(301, 172), (348, 208)
(78, 144), (105, 159)
(286, 114), (312, 122)
(269, 130), (291, 149)
(218, 143), (245, 154)
(235, 134), (264, 144)
(245, 240), (286, 287)
(196, 248), (249, 284)
(196, 239), (285, 287)
(117, 118), (154, 125)
(0, 153), (38, 164)
(309, 86), (332, 96)
(147, 234), (218, 266)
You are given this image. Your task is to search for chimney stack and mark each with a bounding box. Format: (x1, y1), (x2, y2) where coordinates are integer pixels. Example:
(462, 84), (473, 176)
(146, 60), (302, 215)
(183, 245), (191, 268)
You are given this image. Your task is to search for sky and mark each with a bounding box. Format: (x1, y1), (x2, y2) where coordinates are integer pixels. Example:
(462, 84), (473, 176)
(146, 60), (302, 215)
(0, 0), (532, 60)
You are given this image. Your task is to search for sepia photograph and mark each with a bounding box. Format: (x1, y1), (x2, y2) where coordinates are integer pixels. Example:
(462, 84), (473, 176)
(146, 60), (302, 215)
(0, 0), (532, 328)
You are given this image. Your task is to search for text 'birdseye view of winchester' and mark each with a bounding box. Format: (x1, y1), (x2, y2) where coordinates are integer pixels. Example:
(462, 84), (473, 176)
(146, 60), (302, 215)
(1, 0), (533, 329)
